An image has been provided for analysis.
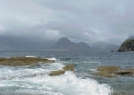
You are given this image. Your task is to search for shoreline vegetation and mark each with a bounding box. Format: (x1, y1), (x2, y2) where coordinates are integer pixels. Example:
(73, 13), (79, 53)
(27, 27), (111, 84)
(118, 39), (134, 52)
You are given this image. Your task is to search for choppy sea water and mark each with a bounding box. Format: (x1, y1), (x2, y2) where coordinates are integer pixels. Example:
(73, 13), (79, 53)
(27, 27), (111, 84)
(0, 51), (134, 95)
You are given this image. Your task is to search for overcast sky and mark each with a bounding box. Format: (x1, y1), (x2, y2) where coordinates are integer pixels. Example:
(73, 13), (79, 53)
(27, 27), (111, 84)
(0, 0), (134, 45)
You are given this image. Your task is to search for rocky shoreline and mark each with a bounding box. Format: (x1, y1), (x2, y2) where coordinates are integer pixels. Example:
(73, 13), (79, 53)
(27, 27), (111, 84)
(0, 57), (75, 79)
(1, 57), (133, 79)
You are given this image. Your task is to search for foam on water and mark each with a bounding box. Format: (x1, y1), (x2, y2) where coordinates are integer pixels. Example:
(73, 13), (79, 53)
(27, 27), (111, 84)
(89, 69), (97, 72)
(0, 58), (112, 95)
(0, 62), (64, 80)
(25, 55), (37, 58)
(47, 57), (57, 61)
(0, 72), (112, 95)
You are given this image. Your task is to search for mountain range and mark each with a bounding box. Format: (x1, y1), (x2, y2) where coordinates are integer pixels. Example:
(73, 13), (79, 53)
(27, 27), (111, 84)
(47, 37), (91, 51)
(0, 35), (54, 51)
(0, 35), (120, 51)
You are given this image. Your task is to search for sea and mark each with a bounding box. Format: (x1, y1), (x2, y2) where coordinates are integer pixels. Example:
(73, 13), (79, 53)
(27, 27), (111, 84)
(0, 51), (134, 95)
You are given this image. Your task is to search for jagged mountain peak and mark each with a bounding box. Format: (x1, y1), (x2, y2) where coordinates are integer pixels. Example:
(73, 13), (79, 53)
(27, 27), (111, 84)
(47, 37), (90, 51)
(55, 37), (72, 47)
(59, 37), (69, 40)
(57, 37), (71, 43)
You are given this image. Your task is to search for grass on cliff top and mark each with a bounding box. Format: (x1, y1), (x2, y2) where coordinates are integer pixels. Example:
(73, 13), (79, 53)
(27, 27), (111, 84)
(122, 39), (134, 48)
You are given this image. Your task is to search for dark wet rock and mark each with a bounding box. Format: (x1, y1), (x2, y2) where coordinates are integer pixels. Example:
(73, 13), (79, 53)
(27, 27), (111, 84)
(114, 68), (134, 75)
(63, 64), (75, 71)
(114, 70), (133, 75)
(49, 70), (65, 76)
(0, 57), (55, 66)
(118, 39), (134, 52)
(97, 66), (121, 73)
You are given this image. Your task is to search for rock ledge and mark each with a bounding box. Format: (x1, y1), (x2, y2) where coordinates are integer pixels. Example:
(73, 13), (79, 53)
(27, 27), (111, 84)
(0, 57), (55, 66)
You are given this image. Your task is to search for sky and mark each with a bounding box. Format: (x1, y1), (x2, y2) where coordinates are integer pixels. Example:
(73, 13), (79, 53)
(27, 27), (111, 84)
(0, 0), (134, 46)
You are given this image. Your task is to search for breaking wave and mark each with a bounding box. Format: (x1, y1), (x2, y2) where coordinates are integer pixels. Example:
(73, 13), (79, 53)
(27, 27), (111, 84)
(0, 58), (112, 95)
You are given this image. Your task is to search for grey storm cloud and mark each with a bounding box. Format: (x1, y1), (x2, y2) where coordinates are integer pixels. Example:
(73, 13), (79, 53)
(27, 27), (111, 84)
(0, 0), (134, 45)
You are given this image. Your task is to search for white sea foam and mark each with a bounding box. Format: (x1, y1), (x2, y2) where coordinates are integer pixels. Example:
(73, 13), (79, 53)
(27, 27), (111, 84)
(90, 69), (97, 72)
(0, 62), (64, 79)
(25, 55), (37, 58)
(89, 61), (101, 64)
(0, 62), (112, 95)
(47, 57), (57, 61)
(7, 72), (112, 95)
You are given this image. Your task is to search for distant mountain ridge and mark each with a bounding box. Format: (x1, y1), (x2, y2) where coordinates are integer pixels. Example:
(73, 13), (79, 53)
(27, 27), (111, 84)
(0, 35), (54, 51)
(92, 41), (119, 51)
(47, 37), (90, 51)
(0, 35), (120, 51)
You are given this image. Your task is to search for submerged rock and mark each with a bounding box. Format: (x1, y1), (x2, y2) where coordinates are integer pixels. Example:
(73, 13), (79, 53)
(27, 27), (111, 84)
(0, 57), (55, 66)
